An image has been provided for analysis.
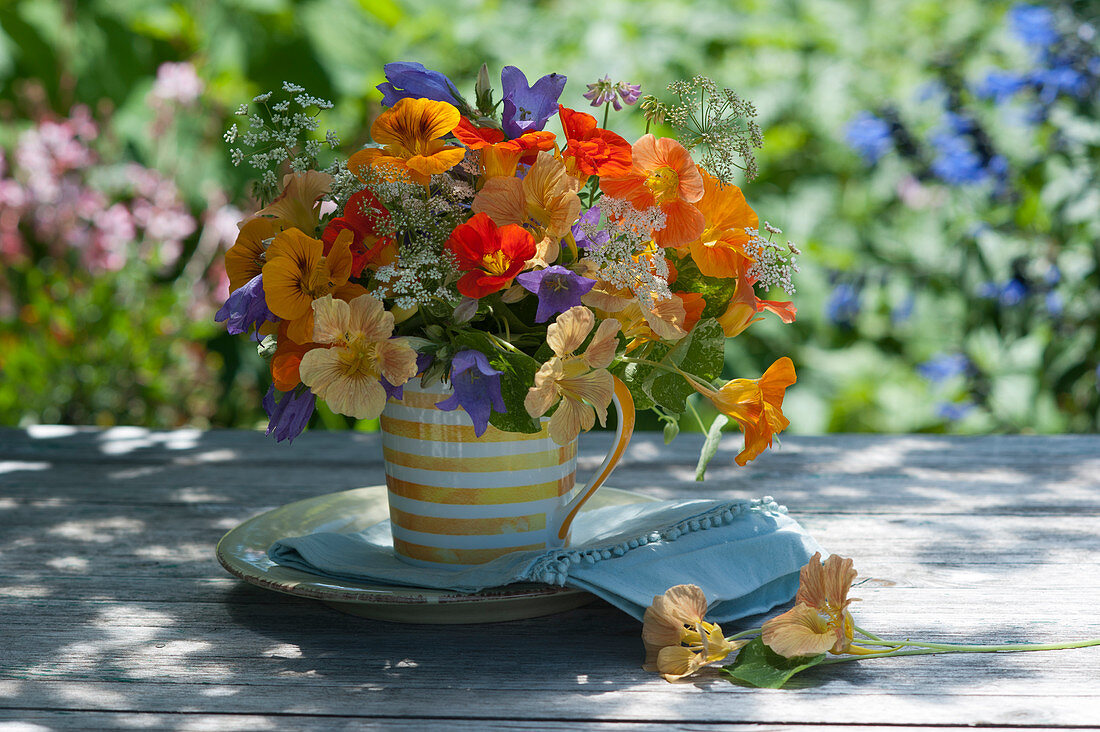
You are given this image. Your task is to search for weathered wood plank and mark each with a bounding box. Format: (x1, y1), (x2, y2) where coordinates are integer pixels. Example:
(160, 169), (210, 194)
(1, 428), (1099, 727)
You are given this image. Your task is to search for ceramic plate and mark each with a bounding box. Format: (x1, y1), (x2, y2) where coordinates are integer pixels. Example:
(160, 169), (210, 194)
(216, 485), (655, 624)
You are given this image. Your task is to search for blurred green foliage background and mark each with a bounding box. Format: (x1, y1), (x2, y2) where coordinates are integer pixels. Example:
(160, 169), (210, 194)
(2, 0), (1098, 435)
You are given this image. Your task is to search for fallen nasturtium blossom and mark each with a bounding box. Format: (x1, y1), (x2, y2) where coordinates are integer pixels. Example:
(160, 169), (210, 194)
(641, 584), (746, 681)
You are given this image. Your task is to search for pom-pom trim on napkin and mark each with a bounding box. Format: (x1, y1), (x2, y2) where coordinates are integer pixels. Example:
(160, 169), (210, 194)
(531, 497), (788, 585)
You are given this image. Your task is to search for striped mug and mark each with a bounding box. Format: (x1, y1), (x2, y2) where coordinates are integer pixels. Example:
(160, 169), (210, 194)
(379, 376), (636, 568)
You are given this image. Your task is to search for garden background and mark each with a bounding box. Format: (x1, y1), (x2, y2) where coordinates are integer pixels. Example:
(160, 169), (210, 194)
(2, 0), (1097, 438)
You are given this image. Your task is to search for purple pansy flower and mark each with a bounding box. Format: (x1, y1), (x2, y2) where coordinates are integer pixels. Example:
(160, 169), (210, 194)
(435, 350), (505, 437)
(263, 385), (316, 444)
(215, 274), (278, 341)
(381, 352), (434, 401)
(377, 61), (463, 108)
(501, 66), (567, 139)
(571, 206), (610, 250)
(515, 265), (597, 323)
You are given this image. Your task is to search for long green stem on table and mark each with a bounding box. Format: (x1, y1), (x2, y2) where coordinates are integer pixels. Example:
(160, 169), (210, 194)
(726, 627), (762, 642)
(820, 636), (1100, 666)
(854, 624), (884, 642)
(854, 637), (1100, 653)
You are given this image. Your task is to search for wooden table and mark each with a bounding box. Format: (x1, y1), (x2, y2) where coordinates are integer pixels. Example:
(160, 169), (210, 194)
(2, 426), (1099, 730)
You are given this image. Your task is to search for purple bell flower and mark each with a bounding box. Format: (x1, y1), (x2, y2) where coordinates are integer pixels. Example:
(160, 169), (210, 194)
(501, 66), (567, 139)
(515, 266), (597, 323)
(263, 385), (316, 444)
(377, 61), (464, 108)
(435, 350), (505, 437)
(215, 274), (278, 341)
(572, 206), (610, 251)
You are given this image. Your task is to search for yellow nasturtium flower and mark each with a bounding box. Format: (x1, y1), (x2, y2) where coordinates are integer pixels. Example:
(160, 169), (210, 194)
(298, 294), (419, 420)
(348, 97), (465, 188)
(761, 552), (876, 658)
(642, 584), (746, 681)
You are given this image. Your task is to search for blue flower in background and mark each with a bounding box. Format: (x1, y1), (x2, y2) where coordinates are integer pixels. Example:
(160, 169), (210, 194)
(826, 283), (861, 327)
(978, 278), (1028, 306)
(974, 71), (1028, 104)
(1009, 4), (1060, 49)
(930, 114), (1007, 188)
(377, 61), (464, 108)
(1032, 64), (1089, 101)
(435, 350), (505, 437)
(1045, 291), (1064, 316)
(263, 386), (316, 444)
(918, 353), (970, 383)
(844, 111), (893, 163)
(891, 293), (915, 325)
(935, 401), (975, 421)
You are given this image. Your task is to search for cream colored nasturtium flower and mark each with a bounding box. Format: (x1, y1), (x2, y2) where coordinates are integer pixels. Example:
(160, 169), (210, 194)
(298, 294), (418, 419)
(524, 306), (620, 445)
(761, 552), (869, 658)
(642, 584), (745, 681)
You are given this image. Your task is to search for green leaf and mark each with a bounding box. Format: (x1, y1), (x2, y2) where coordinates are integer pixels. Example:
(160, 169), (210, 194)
(451, 331), (541, 434)
(612, 342), (671, 412)
(487, 349), (542, 434)
(643, 318), (725, 413)
(694, 414), (729, 481)
(720, 638), (826, 689)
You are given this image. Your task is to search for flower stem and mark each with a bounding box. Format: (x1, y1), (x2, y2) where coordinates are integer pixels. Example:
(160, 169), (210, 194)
(853, 637), (1100, 653)
(602, 101), (610, 129)
(854, 624), (884, 642)
(725, 627), (762, 642)
(617, 356), (713, 391)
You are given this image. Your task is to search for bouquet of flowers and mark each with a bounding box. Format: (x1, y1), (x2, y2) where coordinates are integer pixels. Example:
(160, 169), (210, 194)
(217, 63), (800, 474)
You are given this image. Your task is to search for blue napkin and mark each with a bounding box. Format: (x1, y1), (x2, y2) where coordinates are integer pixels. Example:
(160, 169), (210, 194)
(268, 497), (823, 623)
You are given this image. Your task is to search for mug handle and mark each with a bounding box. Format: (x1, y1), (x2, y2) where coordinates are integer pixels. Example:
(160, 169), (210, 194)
(555, 376), (636, 541)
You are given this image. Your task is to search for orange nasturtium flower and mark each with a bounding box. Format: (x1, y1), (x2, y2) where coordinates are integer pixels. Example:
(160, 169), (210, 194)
(270, 320), (322, 392)
(446, 213), (537, 299)
(453, 118), (556, 178)
(261, 228), (367, 344)
(557, 105), (633, 180)
(642, 584), (746, 681)
(678, 169), (758, 278)
(348, 97), (465, 187)
(761, 553), (875, 658)
(600, 134), (705, 248)
(298, 294), (419, 420)
(524, 306), (621, 445)
(714, 252), (797, 338)
(472, 150), (582, 264)
(691, 356), (796, 466)
(225, 217), (277, 293)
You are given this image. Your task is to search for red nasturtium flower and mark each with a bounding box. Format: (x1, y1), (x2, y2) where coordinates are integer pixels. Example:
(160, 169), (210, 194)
(453, 118), (557, 177)
(321, 190), (396, 276)
(558, 105), (633, 180)
(446, 213), (537, 298)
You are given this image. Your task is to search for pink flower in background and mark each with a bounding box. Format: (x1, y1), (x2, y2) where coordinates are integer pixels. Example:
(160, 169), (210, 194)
(582, 76), (643, 111)
(89, 204), (136, 272)
(151, 62), (203, 105)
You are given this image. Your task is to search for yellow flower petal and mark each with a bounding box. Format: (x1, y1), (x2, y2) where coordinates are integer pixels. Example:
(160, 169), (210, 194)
(547, 306), (594, 356)
(524, 359), (562, 418)
(583, 318), (621, 370)
(761, 603), (839, 658)
(376, 338), (419, 386)
(558, 369), (613, 427)
(472, 177), (527, 227)
(311, 295), (351, 345)
(548, 394), (592, 445)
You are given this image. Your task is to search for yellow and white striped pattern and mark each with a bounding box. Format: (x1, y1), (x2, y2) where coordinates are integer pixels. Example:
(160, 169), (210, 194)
(380, 379), (579, 568)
